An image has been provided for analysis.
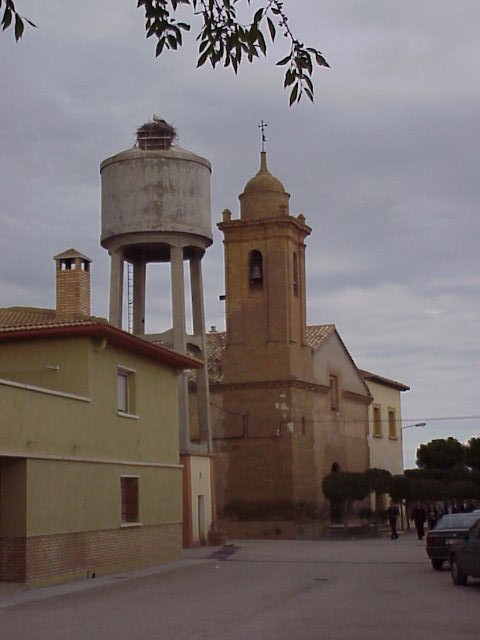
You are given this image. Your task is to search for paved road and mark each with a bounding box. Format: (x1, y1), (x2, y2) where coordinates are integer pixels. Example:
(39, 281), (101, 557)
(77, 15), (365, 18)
(1, 533), (479, 639)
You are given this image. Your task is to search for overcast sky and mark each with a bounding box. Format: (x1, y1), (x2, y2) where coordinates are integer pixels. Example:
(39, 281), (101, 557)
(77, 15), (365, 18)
(1, 1), (479, 468)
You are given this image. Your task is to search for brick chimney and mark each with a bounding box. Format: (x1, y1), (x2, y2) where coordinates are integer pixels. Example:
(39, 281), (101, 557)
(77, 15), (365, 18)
(53, 249), (91, 316)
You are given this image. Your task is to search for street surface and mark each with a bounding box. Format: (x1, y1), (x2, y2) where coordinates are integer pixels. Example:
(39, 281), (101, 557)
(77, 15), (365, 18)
(1, 533), (479, 640)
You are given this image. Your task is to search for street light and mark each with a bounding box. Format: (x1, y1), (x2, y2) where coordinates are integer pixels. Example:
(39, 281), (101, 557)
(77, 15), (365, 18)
(399, 422), (426, 530)
(401, 422), (426, 431)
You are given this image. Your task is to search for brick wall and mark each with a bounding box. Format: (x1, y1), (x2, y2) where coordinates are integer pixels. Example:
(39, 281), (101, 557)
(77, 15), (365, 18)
(0, 537), (26, 582)
(1, 524), (182, 585)
(56, 259), (90, 316)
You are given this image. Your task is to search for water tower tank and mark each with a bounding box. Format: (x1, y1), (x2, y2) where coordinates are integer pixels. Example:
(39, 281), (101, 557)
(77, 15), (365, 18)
(100, 119), (212, 262)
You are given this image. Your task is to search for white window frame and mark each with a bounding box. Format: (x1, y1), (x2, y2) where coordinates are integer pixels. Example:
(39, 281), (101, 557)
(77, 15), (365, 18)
(117, 365), (138, 419)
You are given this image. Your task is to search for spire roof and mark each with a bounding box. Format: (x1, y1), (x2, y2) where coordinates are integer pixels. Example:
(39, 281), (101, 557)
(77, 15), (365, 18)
(239, 152), (290, 220)
(242, 152), (286, 196)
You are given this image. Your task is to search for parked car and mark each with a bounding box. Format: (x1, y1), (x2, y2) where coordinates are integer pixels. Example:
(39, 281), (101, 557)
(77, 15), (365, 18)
(425, 512), (480, 571)
(450, 518), (480, 585)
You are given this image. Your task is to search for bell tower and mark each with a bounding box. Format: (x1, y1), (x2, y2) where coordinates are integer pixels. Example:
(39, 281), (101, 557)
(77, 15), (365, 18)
(218, 151), (313, 384)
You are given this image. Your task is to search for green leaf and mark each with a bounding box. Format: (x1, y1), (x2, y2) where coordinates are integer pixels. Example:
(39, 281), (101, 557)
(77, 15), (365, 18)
(14, 12), (23, 40)
(289, 83), (299, 106)
(167, 34), (179, 49)
(315, 52), (330, 68)
(276, 54), (291, 67)
(155, 38), (165, 56)
(253, 8), (263, 24)
(266, 17), (276, 41)
(304, 87), (314, 103)
(257, 30), (266, 56)
(2, 8), (12, 30)
(197, 47), (211, 68)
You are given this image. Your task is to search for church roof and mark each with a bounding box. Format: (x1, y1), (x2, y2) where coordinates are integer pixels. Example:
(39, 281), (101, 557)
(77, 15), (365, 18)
(306, 324), (337, 348)
(359, 369), (410, 392)
(238, 152), (291, 221)
(203, 324), (336, 384)
(242, 152), (286, 195)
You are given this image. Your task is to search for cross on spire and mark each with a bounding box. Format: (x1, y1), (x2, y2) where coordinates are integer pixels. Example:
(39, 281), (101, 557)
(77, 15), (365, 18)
(258, 120), (268, 152)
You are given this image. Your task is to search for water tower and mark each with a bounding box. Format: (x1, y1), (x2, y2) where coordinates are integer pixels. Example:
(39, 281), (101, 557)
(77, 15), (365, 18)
(100, 118), (212, 453)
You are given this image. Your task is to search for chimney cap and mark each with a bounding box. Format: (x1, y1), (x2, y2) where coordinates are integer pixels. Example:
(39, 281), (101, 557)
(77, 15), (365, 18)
(53, 248), (92, 263)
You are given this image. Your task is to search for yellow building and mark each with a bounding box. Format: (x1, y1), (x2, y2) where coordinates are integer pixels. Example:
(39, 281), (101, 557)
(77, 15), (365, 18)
(360, 370), (409, 477)
(0, 250), (200, 585)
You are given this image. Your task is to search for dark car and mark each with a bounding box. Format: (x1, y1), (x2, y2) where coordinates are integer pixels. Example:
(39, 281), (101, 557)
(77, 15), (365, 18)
(425, 512), (480, 570)
(449, 518), (480, 585)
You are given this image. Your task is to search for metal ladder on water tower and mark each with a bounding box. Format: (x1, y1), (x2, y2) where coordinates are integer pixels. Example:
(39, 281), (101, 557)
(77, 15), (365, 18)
(127, 262), (133, 333)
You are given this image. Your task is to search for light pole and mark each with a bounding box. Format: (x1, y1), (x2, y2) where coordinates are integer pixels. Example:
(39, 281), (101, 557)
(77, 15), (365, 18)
(400, 422), (426, 529)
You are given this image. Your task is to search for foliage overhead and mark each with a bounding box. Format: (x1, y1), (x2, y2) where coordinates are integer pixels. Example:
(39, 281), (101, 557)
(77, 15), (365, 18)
(1, 0), (329, 106)
(0, 0), (35, 40)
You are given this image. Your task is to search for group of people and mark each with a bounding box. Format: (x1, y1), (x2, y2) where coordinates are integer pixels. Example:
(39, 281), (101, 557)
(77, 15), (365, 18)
(386, 498), (478, 540)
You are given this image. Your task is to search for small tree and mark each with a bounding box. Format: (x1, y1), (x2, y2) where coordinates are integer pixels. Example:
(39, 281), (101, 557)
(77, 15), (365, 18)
(322, 471), (369, 526)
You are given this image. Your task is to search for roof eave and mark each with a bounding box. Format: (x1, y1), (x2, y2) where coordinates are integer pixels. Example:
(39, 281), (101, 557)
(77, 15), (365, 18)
(0, 324), (202, 370)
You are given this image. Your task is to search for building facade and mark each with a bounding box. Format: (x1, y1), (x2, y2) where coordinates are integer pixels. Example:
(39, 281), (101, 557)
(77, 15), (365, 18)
(360, 370), (409, 476)
(0, 250), (200, 584)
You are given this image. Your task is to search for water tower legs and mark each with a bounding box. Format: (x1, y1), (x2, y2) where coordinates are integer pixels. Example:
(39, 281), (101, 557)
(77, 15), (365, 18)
(170, 246), (187, 352)
(190, 253), (212, 450)
(106, 243), (212, 452)
(109, 249), (124, 328)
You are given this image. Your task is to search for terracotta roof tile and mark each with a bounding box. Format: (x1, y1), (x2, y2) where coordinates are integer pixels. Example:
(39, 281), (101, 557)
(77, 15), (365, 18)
(305, 324), (336, 348)
(0, 307), (107, 332)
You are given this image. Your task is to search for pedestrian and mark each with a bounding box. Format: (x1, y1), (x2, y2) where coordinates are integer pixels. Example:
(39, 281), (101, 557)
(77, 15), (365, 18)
(427, 503), (438, 530)
(411, 501), (427, 540)
(387, 500), (399, 539)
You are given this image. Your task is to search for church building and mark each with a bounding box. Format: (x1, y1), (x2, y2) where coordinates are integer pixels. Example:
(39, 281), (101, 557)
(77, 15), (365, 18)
(191, 152), (377, 529)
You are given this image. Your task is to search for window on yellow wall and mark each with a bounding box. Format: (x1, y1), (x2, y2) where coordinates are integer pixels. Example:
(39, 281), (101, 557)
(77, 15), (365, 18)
(117, 366), (136, 415)
(373, 405), (382, 437)
(121, 476), (139, 524)
(388, 408), (397, 438)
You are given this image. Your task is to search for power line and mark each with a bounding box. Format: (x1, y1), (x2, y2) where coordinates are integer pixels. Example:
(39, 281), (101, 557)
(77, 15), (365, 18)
(403, 415), (480, 423)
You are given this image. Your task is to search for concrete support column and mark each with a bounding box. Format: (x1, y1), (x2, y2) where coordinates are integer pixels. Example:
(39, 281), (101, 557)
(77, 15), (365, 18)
(109, 249), (124, 328)
(190, 253), (212, 451)
(170, 246), (186, 353)
(132, 260), (146, 335)
(170, 245), (189, 451)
